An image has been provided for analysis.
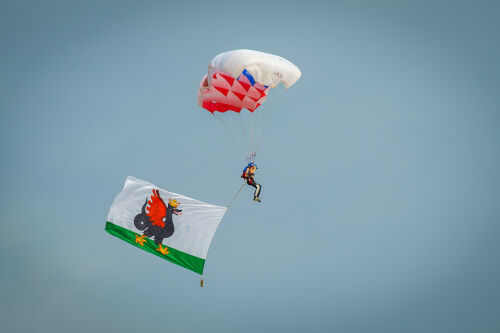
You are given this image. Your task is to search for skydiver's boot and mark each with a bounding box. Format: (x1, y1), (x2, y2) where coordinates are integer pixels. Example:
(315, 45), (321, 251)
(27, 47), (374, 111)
(253, 196), (261, 202)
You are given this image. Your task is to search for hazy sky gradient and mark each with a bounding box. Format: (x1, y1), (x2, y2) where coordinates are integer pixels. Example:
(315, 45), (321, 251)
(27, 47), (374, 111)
(1, 1), (499, 332)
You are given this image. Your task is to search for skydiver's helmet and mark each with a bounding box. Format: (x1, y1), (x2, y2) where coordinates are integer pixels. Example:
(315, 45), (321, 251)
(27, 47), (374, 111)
(242, 162), (258, 174)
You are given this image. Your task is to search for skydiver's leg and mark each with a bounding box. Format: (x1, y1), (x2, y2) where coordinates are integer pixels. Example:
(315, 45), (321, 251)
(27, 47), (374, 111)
(254, 183), (261, 197)
(248, 183), (259, 200)
(253, 183), (261, 201)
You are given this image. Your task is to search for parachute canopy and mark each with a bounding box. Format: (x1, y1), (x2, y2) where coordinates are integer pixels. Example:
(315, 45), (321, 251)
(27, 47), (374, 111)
(198, 49), (301, 160)
(198, 49), (301, 114)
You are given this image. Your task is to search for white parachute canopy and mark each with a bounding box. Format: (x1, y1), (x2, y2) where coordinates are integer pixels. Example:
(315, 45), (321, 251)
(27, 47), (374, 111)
(207, 49), (302, 89)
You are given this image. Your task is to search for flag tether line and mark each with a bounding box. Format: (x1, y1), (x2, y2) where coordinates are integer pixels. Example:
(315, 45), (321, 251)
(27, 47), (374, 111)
(226, 181), (246, 209)
(202, 180), (245, 288)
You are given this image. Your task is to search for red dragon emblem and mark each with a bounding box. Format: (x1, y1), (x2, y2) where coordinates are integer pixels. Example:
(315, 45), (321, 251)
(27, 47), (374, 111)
(134, 189), (182, 244)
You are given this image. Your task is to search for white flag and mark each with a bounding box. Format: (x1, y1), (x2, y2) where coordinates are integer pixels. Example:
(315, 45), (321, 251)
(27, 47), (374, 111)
(105, 176), (227, 274)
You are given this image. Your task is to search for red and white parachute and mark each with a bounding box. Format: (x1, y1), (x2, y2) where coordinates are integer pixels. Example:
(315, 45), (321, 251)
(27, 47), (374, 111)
(198, 49), (301, 161)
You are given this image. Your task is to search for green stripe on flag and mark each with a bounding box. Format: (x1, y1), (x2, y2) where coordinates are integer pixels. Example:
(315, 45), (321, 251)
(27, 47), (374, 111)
(105, 221), (205, 274)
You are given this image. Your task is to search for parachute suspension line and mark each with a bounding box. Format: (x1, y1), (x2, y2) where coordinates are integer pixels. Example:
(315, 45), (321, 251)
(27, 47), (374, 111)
(246, 152), (256, 163)
(252, 106), (262, 158)
(254, 89), (277, 155)
(226, 181), (246, 209)
(250, 110), (255, 155)
(214, 113), (245, 156)
(254, 108), (273, 155)
(246, 110), (255, 161)
(238, 112), (252, 156)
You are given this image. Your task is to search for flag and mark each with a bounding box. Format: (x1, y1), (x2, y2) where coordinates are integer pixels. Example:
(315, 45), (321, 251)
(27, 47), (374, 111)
(105, 176), (227, 274)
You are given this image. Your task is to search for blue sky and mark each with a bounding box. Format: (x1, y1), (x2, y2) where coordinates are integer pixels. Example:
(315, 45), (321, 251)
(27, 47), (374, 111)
(1, 1), (499, 332)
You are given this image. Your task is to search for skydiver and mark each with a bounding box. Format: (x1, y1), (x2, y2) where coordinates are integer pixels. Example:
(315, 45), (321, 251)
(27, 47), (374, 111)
(241, 162), (261, 202)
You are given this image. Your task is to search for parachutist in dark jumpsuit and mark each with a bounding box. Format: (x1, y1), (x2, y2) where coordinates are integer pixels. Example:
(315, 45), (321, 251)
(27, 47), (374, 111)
(241, 163), (261, 202)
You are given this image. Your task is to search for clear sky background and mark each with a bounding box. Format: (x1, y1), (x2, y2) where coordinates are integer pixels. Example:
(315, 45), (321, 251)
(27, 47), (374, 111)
(1, 1), (499, 332)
